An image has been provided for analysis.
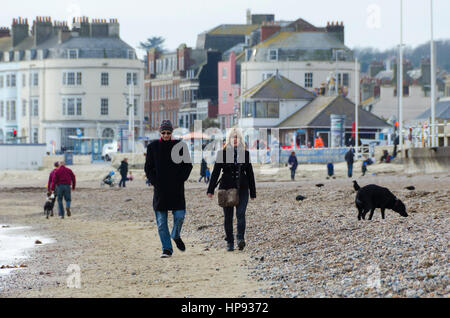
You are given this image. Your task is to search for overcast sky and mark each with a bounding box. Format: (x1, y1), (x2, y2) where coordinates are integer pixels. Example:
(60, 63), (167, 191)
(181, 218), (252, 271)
(1, 0), (449, 58)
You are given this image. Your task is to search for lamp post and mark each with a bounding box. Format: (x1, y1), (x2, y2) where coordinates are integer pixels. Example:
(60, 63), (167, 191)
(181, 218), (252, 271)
(399, 0), (404, 152)
(430, 0), (437, 147)
(28, 63), (35, 144)
(355, 58), (359, 156)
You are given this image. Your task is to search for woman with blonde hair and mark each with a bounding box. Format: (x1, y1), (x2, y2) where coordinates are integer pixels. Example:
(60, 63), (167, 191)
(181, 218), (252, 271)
(207, 128), (256, 251)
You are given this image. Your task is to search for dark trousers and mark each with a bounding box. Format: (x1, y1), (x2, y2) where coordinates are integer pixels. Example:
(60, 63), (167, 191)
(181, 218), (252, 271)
(290, 168), (296, 180)
(223, 189), (249, 244)
(119, 174), (127, 187)
(56, 184), (71, 217)
(347, 163), (353, 178)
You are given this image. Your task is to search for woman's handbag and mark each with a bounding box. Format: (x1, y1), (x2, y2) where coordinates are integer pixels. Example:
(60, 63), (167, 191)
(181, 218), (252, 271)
(216, 165), (241, 208)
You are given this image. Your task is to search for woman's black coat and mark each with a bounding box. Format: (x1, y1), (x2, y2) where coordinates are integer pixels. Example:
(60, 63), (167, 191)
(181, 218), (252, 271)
(207, 147), (256, 198)
(145, 139), (193, 211)
(118, 160), (128, 176)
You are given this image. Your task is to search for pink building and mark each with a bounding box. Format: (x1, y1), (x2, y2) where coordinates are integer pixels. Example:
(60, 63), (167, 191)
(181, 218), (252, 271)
(218, 51), (240, 129)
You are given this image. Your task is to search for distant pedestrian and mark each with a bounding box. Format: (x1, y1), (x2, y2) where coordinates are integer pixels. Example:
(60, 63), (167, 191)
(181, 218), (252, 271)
(288, 151), (298, 181)
(51, 161), (76, 219)
(205, 168), (211, 183)
(345, 148), (355, 178)
(314, 133), (324, 148)
(326, 162), (335, 179)
(145, 120), (193, 258)
(118, 158), (129, 187)
(198, 158), (208, 183)
(362, 157), (369, 176)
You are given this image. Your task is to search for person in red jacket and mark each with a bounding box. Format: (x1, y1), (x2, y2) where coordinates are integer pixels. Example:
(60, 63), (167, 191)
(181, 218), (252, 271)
(47, 161), (59, 193)
(51, 161), (76, 219)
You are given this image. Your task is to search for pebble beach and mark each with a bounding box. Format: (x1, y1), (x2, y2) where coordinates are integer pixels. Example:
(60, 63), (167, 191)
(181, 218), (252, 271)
(0, 163), (448, 298)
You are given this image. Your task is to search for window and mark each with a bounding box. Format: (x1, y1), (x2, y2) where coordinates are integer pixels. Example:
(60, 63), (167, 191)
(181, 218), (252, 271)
(68, 49), (78, 59)
(101, 98), (109, 115)
(268, 49), (278, 61)
(133, 73), (138, 85)
(22, 100), (26, 116)
(33, 128), (38, 143)
(126, 98), (137, 116)
(343, 73), (349, 87)
(6, 75), (10, 87)
(62, 97), (82, 116)
(102, 128), (114, 138)
(63, 72), (82, 86)
(305, 73), (313, 88)
(11, 101), (16, 120)
(255, 101), (279, 118)
(145, 87), (149, 101)
(32, 99), (39, 117)
(11, 74), (16, 87)
(101, 72), (109, 86)
(0, 75), (3, 88)
(22, 74), (26, 87)
(0, 101), (3, 117)
(222, 67), (227, 79)
(6, 101), (10, 120)
(33, 73), (38, 86)
(222, 90), (227, 104)
(262, 72), (274, 81)
(127, 73), (132, 85)
(128, 50), (135, 59)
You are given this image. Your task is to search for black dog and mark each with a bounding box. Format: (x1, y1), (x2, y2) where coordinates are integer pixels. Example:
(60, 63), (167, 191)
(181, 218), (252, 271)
(44, 192), (56, 219)
(353, 181), (408, 220)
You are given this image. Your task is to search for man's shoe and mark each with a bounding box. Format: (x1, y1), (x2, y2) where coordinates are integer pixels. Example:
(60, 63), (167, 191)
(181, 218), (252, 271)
(50, 211), (54, 217)
(160, 249), (172, 258)
(60, 215), (64, 219)
(174, 238), (186, 252)
(237, 240), (246, 251)
(226, 243), (234, 252)
(66, 208), (71, 217)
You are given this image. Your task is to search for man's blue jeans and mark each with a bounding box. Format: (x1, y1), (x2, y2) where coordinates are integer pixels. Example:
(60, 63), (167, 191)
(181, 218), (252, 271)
(56, 184), (71, 217)
(154, 210), (186, 253)
(347, 163), (353, 178)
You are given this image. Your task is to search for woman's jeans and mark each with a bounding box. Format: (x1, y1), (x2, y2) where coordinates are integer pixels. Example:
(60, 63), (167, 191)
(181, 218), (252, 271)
(223, 189), (249, 245)
(154, 210), (186, 253)
(56, 184), (71, 217)
(290, 168), (296, 180)
(119, 174), (127, 187)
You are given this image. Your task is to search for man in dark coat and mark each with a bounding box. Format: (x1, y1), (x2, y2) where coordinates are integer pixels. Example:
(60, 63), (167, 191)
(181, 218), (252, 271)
(345, 148), (355, 178)
(288, 151), (298, 181)
(118, 158), (129, 188)
(145, 120), (193, 258)
(198, 158), (208, 183)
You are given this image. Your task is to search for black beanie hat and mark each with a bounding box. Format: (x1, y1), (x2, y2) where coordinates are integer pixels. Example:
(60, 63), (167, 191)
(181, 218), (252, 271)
(159, 120), (173, 132)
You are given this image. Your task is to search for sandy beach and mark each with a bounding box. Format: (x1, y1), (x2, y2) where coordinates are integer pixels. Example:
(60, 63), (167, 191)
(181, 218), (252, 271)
(0, 162), (449, 298)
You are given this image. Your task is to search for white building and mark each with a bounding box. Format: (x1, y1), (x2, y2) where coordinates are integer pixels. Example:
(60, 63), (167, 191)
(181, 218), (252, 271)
(0, 17), (144, 152)
(240, 28), (359, 103)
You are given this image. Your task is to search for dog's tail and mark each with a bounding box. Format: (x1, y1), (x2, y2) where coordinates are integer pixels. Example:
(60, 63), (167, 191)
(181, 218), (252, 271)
(353, 180), (360, 191)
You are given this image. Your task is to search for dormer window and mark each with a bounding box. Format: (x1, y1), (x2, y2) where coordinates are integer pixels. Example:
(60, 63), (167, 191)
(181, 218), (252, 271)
(268, 49), (278, 61)
(128, 50), (135, 59)
(68, 49), (79, 59)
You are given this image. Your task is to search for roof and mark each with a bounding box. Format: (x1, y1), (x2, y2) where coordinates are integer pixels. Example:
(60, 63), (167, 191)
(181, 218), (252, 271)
(208, 24), (260, 36)
(0, 34), (135, 60)
(416, 100), (450, 120)
(249, 31), (352, 62)
(255, 31), (347, 50)
(241, 74), (315, 100)
(278, 95), (391, 129)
